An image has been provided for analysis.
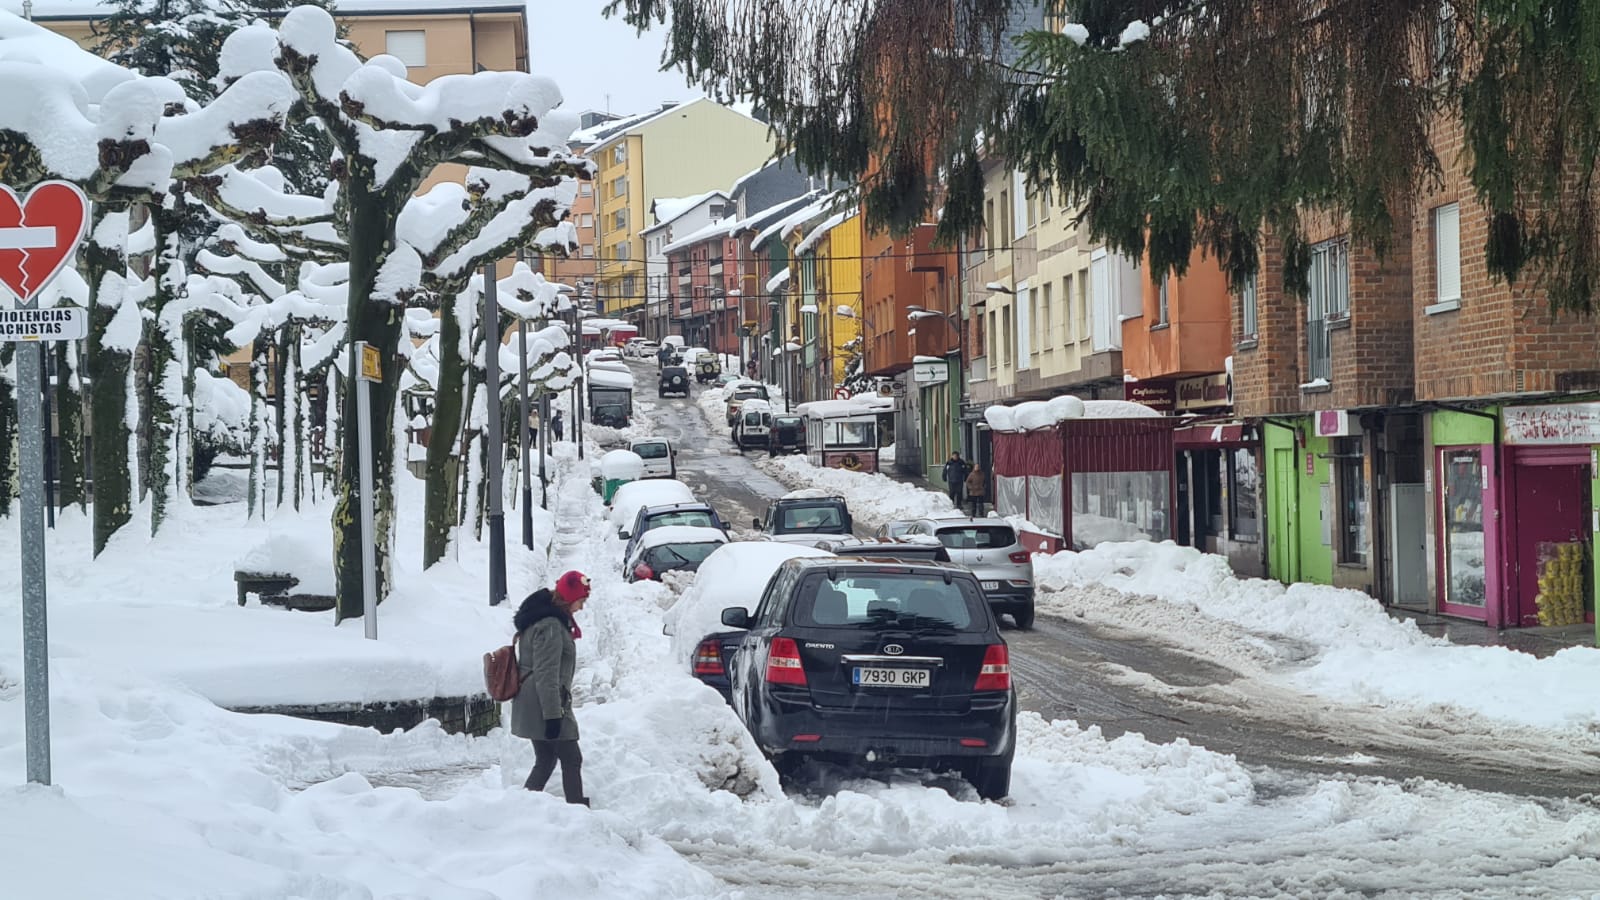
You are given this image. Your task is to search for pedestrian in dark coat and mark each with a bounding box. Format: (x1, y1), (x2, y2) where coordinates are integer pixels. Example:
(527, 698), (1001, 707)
(551, 409), (564, 442)
(511, 571), (591, 805)
(942, 452), (970, 507)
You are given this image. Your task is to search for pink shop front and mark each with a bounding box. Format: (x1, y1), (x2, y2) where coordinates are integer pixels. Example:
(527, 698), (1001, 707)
(990, 419), (1178, 553)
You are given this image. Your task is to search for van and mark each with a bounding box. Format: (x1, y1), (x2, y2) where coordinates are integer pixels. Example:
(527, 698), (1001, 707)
(628, 438), (677, 479)
(733, 399), (773, 449)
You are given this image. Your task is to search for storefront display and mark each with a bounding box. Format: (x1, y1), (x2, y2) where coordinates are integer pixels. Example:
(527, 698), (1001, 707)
(1442, 448), (1487, 608)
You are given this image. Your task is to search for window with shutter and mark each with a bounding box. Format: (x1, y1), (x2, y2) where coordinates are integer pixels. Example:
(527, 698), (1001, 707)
(384, 31), (427, 67)
(1433, 203), (1461, 308)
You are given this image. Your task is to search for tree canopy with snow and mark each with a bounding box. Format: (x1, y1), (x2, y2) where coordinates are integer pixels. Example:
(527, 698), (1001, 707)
(612, 0), (1600, 311)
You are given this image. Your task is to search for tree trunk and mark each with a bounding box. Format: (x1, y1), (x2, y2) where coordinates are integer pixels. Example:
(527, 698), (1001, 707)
(54, 340), (86, 513)
(287, 330), (304, 511)
(247, 333), (270, 520)
(85, 206), (134, 557)
(333, 188), (405, 622)
(423, 292), (467, 568)
(146, 210), (185, 535)
(274, 324), (291, 509)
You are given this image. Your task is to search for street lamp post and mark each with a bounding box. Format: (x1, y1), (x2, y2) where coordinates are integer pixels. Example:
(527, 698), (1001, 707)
(482, 261), (507, 607)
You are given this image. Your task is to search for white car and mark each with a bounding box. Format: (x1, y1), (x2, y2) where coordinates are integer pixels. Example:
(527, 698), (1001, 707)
(608, 479), (696, 536)
(628, 438), (677, 479)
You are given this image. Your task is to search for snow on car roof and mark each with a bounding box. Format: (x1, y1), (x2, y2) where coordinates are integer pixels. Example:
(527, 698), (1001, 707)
(609, 479), (695, 526)
(781, 488), (842, 501)
(588, 368), (634, 389)
(662, 541), (833, 660)
(795, 396), (894, 419)
(638, 526), (729, 549)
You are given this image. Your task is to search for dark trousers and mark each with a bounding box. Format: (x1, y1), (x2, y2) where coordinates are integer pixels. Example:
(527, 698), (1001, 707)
(947, 483), (965, 507)
(525, 739), (585, 802)
(968, 496), (985, 516)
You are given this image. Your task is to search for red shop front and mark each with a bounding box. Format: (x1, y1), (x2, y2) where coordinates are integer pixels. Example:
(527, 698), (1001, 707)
(992, 418), (1178, 552)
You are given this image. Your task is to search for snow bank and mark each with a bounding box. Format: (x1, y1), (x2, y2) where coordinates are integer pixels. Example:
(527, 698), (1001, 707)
(760, 454), (956, 526)
(1035, 541), (1600, 733)
(983, 397), (1160, 432)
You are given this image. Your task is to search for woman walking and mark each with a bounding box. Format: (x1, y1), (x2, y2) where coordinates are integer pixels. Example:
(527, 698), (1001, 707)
(512, 571), (591, 805)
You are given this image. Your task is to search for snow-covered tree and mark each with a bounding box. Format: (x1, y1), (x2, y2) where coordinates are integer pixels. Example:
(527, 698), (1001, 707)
(215, 7), (588, 620)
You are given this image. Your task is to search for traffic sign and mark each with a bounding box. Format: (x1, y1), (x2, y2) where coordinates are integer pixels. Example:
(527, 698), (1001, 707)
(0, 307), (86, 342)
(0, 181), (90, 303)
(358, 343), (382, 383)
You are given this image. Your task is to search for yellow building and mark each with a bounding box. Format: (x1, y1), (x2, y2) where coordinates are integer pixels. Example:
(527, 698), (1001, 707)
(817, 212), (863, 389)
(586, 98), (776, 322)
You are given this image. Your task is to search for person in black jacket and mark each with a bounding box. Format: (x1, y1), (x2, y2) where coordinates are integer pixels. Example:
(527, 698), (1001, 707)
(510, 572), (591, 805)
(551, 409), (564, 442)
(942, 452), (970, 507)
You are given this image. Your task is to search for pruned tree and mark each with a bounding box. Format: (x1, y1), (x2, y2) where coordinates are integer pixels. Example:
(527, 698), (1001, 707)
(614, 0), (1600, 310)
(218, 7), (589, 620)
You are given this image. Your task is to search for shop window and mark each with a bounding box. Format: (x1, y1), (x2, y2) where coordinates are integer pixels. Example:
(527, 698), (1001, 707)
(1334, 437), (1367, 564)
(1229, 448), (1259, 540)
(1442, 448), (1486, 607)
(1071, 470), (1170, 549)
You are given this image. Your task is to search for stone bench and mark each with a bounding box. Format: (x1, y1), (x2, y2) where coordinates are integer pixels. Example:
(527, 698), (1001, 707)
(235, 570), (298, 607)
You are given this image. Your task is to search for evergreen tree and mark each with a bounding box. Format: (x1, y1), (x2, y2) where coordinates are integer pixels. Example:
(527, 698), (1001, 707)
(612, 0), (1600, 310)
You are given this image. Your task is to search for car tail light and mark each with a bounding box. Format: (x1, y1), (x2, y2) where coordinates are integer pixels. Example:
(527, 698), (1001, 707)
(633, 564), (654, 581)
(693, 639), (725, 676)
(1008, 551), (1031, 564)
(791, 733), (822, 743)
(973, 644), (1010, 691)
(765, 637), (807, 686)
(959, 738), (988, 748)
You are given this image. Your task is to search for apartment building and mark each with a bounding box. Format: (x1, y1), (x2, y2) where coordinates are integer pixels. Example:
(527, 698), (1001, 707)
(643, 191), (729, 342)
(537, 111), (629, 296)
(584, 98), (776, 324)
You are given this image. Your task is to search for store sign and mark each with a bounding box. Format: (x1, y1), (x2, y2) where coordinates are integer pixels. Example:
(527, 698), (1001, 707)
(1314, 409), (1357, 437)
(1175, 373), (1232, 412)
(1124, 381), (1175, 413)
(1504, 402), (1600, 445)
(912, 360), (948, 385)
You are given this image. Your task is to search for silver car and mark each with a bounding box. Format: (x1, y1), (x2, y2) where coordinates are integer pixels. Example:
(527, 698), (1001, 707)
(906, 517), (1034, 628)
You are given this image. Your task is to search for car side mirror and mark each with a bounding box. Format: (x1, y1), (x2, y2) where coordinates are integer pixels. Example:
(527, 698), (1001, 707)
(619, 530), (631, 540)
(752, 517), (763, 530)
(720, 607), (752, 629)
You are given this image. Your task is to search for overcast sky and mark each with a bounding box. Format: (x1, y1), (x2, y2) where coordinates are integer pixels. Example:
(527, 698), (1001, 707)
(528, 1), (705, 117)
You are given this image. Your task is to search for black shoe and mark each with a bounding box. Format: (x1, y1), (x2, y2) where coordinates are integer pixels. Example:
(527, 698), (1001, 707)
(568, 796), (591, 807)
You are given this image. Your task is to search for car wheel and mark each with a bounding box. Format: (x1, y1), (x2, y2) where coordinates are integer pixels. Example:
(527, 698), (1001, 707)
(964, 752), (1013, 801)
(1012, 607), (1035, 630)
(770, 751), (807, 781)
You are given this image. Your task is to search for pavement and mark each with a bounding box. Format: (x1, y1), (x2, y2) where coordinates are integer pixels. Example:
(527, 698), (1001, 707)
(873, 465), (1600, 657)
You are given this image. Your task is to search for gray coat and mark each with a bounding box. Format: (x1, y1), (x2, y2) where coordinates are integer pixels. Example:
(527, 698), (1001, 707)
(510, 616), (579, 741)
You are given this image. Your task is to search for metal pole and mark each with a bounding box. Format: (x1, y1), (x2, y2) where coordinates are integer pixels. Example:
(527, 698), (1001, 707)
(484, 263), (507, 606)
(40, 347), (54, 528)
(539, 391), (549, 510)
(355, 363), (377, 640)
(517, 318), (533, 548)
(17, 320), (50, 784)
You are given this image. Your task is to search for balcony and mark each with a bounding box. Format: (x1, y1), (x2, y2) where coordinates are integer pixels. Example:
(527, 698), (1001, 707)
(708, 258), (723, 276)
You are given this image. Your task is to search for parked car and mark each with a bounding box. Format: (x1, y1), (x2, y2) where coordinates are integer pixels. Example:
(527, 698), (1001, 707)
(608, 479), (695, 537)
(715, 373), (742, 388)
(713, 556), (1016, 800)
(724, 381), (772, 426)
(659, 365), (691, 398)
(754, 492), (853, 545)
(695, 354), (722, 384)
(628, 438), (677, 479)
(905, 517), (1035, 629)
(671, 542), (835, 703)
(767, 414), (806, 456)
(732, 399), (774, 449)
(812, 537), (951, 563)
(621, 501), (730, 564)
(625, 526), (729, 582)
(876, 520), (920, 539)
(632, 339), (660, 359)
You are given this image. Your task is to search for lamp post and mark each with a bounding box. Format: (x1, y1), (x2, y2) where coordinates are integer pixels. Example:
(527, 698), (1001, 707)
(482, 261), (507, 607)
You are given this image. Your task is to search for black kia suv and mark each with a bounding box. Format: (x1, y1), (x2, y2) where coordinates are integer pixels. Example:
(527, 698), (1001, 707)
(712, 557), (1016, 800)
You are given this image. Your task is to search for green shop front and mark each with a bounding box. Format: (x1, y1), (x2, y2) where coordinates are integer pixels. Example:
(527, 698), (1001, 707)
(1433, 405), (1598, 630)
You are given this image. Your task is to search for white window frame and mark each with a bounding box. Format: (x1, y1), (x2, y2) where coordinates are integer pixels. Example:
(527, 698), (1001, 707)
(1238, 271), (1258, 338)
(384, 30), (427, 67)
(581, 213), (594, 229)
(1156, 277), (1170, 326)
(1429, 202), (1462, 314)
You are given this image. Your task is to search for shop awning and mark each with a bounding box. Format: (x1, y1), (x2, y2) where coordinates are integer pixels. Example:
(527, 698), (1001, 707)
(1174, 421), (1255, 448)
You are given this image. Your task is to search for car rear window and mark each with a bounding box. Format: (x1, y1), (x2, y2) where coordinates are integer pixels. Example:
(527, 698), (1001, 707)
(645, 510), (716, 530)
(777, 505), (844, 533)
(643, 542), (722, 569)
(794, 572), (986, 631)
(934, 526), (1017, 550)
(633, 442), (668, 459)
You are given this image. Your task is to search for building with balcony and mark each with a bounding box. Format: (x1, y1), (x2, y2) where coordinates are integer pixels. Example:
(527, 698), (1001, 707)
(583, 98), (776, 324)
(640, 191), (729, 341)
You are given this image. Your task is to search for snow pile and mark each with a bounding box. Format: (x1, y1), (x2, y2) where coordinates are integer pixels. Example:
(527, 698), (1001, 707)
(760, 455), (956, 526)
(984, 397), (1160, 432)
(190, 369), (252, 452)
(233, 528), (335, 595)
(600, 448), (644, 481)
(1034, 541), (1600, 733)
(663, 541), (832, 660)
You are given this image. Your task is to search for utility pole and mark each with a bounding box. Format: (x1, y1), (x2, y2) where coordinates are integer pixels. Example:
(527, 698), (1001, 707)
(517, 317), (533, 548)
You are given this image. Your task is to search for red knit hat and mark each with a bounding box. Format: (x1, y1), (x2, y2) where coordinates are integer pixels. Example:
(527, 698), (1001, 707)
(555, 570), (591, 604)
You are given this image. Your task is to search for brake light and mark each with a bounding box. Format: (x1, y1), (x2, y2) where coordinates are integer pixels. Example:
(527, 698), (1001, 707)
(973, 644), (1010, 691)
(634, 564), (654, 581)
(765, 637), (807, 686)
(958, 738), (988, 748)
(692, 639), (725, 676)
(1008, 551), (1031, 564)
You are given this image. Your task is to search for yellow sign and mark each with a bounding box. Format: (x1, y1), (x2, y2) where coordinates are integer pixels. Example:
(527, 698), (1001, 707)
(358, 343), (382, 383)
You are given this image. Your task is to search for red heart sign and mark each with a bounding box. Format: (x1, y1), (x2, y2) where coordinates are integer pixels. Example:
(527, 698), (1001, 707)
(0, 181), (90, 303)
